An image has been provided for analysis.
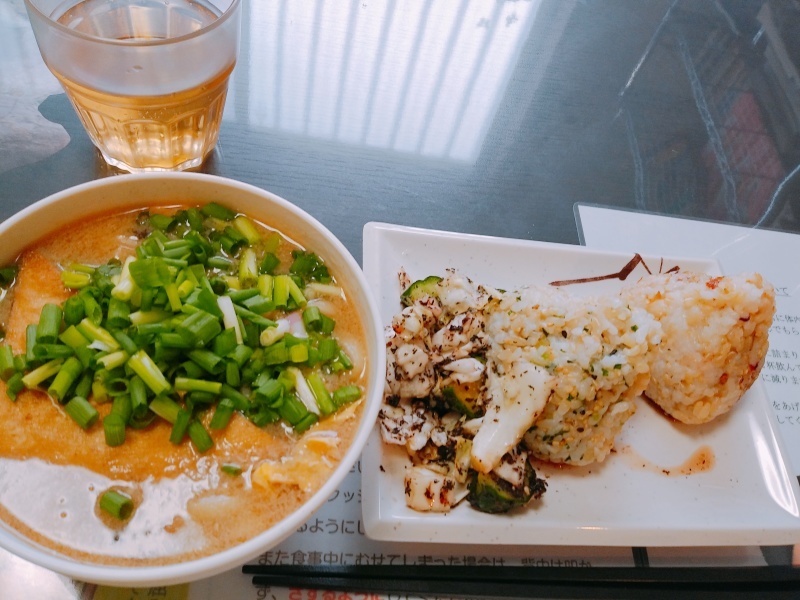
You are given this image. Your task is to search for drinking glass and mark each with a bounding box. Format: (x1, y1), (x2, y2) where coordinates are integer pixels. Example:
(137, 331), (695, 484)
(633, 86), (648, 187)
(24, 0), (242, 173)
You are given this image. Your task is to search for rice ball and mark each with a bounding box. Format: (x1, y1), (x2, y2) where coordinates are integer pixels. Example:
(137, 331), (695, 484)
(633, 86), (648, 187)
(622, 271), (775, 424)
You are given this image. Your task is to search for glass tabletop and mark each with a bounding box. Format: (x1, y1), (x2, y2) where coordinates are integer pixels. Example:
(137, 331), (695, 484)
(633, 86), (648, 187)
(1, 0), (799, 597)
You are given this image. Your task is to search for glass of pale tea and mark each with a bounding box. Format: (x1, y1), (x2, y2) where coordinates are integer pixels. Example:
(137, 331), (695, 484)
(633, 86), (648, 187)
(23, 0), (242, 173)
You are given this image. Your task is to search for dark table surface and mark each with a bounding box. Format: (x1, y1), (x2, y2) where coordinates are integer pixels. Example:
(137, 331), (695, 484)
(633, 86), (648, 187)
(2, 0), (800, 595)
(4, 0), (800, 263)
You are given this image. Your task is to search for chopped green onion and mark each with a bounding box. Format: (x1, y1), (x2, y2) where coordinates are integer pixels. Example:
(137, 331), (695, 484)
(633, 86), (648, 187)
(106, 377), (130, 397)
(0, 201), (356, 452)
(238, 248), (258, 285)
(285, 367), (319, 416)
(216, 295), (243, 345)
(76, 319), (120, 352)
(111, 256), (137, 301)
(25, 325), (37, 364)
(277, 393), (310, 426)
(294, 412), (319, 433)
(286, 277), (307, 307)
(22, 358), (64, 389)
(220, 383), (251, 412)
(263, 341), (289, 365)
(111, 394), (133, 424)
(272, 275), (290, 308)
(307, 372), (335, 415)
(174, 377), (222, 395)
(289, 251), (330, 283)
(333, 384), (361, 407)
(92, 377), (109, 404)
(242, 294), (274, 314)
(259, 253), (280, 275)
(36, 304), (62, 344)
(149, 395), (181, 424)
(129, 375), (148, 416)
(99, 489), (133, 520)
(111, 330), (138, 356)
(32, 344), (75, 361)
(61, 270), (92, 289)
(316, 337), (338, 362)
(302, 306), (322, 330)
(232, 304), (275, 328)
(74, 372), (93, 401)
(81, 293), (103, 325)
(128, 257), (172, 289)
(48, 356), (84, 402)
(207, 255), (235, 271)
(128, 349), (171, 395)
(59, 325), (89, 349)
(103, 413), (126, 447)
(233, 215), (261, 244)
(187, 349), (224, 375)
(336, 349), (353, 370)
(221, 463), (242, 476)
(128, 309), (171, 327)
(187, 420), (213, 453)
(0, 345), (16, 381)
(63, 295), (86, 325)
(5, 372), (25, 401)
(106, 297), (131, 329)
(96, 350), (129, 371)
(165, 282), (182, 312)
(176, 310), (222, 347)
(200, 202), (237, 221)
(212, 328), (238, 357)
(209, 397), (235, 429)
(225, 360), (240, 387)
(169, 408), (191, 444)
(64, 396), (99, 429)
(150, 213), (175, 231)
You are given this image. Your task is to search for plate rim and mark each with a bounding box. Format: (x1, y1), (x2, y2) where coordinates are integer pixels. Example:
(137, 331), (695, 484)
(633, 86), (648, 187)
(360, 221), (800, 547)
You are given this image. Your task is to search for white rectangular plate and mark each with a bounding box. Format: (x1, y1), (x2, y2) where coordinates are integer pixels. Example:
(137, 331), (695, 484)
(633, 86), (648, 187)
(361, 222), (800, 547)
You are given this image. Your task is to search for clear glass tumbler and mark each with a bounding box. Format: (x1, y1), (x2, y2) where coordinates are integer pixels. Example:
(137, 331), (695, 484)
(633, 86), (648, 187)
(24, 0), (242, 173)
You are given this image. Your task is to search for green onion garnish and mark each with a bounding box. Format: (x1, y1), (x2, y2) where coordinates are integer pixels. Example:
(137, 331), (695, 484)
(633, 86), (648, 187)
(64, 396), (99, 429)
(99, 489), (134, 520)
(221, 463), (242, 476)
(0, 202), (360, 453)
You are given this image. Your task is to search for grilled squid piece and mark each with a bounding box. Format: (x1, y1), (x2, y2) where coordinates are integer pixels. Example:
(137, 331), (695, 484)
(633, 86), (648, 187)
(403, 465), (467, 512)
(471, 361), (553, 473)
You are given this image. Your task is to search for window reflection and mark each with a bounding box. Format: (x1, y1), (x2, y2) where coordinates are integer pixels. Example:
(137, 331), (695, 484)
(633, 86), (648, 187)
(238, 0), (541, 162)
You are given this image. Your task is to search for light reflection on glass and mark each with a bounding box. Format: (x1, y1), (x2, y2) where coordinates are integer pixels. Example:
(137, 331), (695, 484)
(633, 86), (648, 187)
(750, 409), (800, 517)
(240, 0), (542, 162)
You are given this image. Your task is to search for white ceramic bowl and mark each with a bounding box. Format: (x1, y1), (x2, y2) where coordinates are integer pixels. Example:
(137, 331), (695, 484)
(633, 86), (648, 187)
(0, 173), (385, 587)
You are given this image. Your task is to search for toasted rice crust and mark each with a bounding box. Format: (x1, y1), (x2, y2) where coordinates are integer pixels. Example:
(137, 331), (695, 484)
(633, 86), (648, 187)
(621, 272), (775, 424)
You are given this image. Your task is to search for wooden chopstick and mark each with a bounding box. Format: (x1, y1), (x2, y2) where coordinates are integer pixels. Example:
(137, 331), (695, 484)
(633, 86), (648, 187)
(243, 564), (800, 599)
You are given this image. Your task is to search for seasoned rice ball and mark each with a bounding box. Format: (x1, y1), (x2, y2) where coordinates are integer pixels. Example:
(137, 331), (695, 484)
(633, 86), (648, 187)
(484, 285), (660, 466)
(622, 271), (775, 425)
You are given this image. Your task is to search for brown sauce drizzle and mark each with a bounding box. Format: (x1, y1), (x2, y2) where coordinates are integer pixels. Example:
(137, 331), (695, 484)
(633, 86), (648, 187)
(619, 445), (716, 477)
(549, 254), (680, 287)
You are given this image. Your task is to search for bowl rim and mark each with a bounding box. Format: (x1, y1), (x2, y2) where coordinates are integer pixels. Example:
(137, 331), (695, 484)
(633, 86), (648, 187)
(0, 173), (385, 586)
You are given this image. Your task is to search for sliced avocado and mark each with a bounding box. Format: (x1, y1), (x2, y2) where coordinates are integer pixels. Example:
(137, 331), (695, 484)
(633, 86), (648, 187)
(466, 462), (547, 514)
(400, 275), (442, 306)
(441, 380), (484, 418)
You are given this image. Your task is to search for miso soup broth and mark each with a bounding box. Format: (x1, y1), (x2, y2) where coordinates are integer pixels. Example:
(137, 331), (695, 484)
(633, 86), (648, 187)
(0, 205), (367, 566)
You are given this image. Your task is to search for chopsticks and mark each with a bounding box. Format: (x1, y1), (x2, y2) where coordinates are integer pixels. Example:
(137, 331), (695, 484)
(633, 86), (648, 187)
(243, 564), (800, 599)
